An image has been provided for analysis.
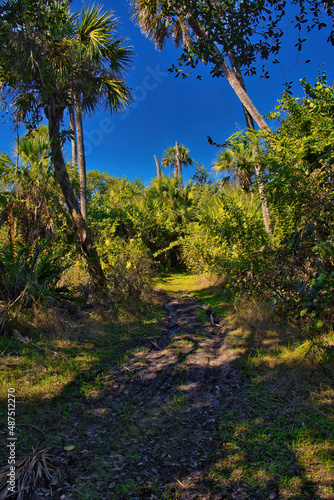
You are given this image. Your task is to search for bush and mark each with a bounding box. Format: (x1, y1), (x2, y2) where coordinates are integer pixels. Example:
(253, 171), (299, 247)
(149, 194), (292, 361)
(96, 236), (155, 304)
(0, 238), (71, 308)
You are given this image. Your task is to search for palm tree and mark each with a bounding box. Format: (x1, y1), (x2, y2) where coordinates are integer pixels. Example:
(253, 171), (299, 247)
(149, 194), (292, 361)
(214, 142), (255, 194)
(0, 0), (133, 287)
(131, 0), (268, 129)
(162, 142), (193, 188)
(70, 5), (133, 223)
(0, 0), (105, 287)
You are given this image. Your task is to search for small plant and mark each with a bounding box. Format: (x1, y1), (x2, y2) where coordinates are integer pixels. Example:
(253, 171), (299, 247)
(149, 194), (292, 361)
(0, 238), (72, 331)
(0, 445), (59, 499)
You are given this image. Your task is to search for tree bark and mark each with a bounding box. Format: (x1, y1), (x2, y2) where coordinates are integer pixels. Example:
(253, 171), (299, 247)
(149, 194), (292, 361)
(228, 53), (273, 235)
(45, 99), (106, 289)
(253, 147), (273, 237)
(188, 17), (268, 129)
(68, 103), (78, 169)
(154, 154), (161, 179)
(228, 53), (255, 131)
(74, 95), (88, 223)
(175, 141), (183, 189)
(187, 20), (272, 235)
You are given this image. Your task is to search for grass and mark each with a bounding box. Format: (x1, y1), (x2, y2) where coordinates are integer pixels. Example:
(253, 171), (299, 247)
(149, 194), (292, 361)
(211, 299), (334, 499)
(156, 272), (232, 317)
(0, 301), (165, 493)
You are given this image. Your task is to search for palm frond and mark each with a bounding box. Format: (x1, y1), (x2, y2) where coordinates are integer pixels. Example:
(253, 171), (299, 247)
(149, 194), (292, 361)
(78, 4), (117, 57)
(0, 446), (59, 500)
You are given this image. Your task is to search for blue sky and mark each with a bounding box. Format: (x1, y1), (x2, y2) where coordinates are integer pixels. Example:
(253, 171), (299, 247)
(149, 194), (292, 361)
(1, 0), (333, 184)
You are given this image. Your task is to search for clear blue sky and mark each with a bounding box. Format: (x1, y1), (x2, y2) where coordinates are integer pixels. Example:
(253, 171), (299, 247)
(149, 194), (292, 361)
(1, 0), (333, 184)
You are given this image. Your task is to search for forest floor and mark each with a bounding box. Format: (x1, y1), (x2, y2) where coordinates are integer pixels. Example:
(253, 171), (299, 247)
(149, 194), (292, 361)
(0, 274), (334, 500)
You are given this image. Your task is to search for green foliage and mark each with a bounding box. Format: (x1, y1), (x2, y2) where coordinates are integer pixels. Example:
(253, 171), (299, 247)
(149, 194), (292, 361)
(214, 134), (257, 193)
(89, 175), (195, 268)
(0, 126), (76, 246)
(132, 0), (334, 78)
(221, 76), (334, 321)
(181, 186), (267, 274)
(190, 162), (213, 187)
(0, 238), (71, 308)
(96, 237), (154, 303)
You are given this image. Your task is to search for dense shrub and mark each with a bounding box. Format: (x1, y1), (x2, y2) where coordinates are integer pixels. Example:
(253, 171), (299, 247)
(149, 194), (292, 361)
(96, 236), (155, 303)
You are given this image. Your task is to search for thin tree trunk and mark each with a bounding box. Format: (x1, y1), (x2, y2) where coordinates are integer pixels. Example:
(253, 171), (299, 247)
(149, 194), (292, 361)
(228, 53), (273, 236)
(74, 95), (88, 223)
(45, 100), (106, 289)
(253, 147), (273, 237)
(175, 141), (182, 189)
(69, 103), (78, 169)
(154, 154), (161, 179)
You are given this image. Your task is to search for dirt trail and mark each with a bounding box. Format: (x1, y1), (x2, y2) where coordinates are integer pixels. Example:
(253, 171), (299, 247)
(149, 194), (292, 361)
(85, 290), (247, 499)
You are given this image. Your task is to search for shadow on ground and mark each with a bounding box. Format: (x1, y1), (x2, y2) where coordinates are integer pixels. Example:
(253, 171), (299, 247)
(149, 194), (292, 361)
(0, 285), (333, 500)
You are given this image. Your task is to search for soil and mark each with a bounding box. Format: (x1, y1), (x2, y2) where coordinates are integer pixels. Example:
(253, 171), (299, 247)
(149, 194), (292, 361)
(28, 290), (251, 500)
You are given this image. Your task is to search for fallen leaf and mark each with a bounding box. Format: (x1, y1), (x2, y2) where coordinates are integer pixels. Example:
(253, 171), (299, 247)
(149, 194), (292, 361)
(64, 445), (75, 451)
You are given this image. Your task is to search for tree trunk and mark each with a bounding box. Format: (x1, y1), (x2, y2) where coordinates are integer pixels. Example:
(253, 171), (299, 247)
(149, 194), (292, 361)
(228, 54), (273, 235)
(188, 17), (268, 129)
(69, 104), (78, 169)
(45, 99), (106, 289)
(154, 154), (161, 179)
(253, 147), (273, 237)
(74, 95), (88, 223)
(228, 53), (255, 131)
(188, 22), (272, 234)
(175, 141), (183, 189)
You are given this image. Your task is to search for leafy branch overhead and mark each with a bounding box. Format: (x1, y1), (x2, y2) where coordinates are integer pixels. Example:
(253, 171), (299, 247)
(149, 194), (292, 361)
(133, 0), (334, 78)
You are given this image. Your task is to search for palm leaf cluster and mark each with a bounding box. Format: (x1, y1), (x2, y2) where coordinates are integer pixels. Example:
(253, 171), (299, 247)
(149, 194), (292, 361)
(132, 0), (192, 50)
(0, 238), (71, 315)
(0, 126), (69, 245)
(0, 0), (133, 126)
(214, 140), (256, 193)
(73, 4), (133, 116)
(162, 144), (193, 174)
(0, 446), (59, 500)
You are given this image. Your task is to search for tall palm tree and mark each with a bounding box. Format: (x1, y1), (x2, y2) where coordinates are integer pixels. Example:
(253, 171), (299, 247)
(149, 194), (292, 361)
(0, 0), (134, 287)
(131, 0), (268, 129)
(162, 142), (193, 188)
(70, 5), (134, 222)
